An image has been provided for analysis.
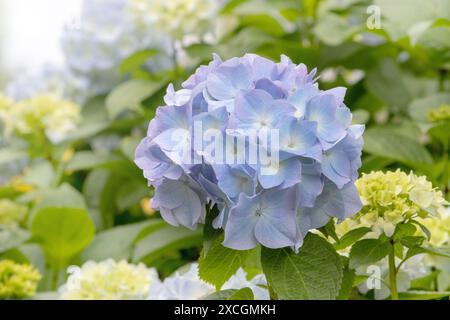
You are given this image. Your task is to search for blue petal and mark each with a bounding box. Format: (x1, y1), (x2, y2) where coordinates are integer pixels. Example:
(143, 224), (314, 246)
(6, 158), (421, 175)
(206, 58), (253, 101)
(288, 84), (319, 118)
(223, 193), (259, 250)
(255, 78), (286, 99)
(296, 162), (324, 207)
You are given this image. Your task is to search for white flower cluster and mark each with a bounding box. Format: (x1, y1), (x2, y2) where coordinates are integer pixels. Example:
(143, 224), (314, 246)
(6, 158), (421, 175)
(129, 0), (220, 41)
(59, 260), (268, 300)
(148, 263), (269, 300)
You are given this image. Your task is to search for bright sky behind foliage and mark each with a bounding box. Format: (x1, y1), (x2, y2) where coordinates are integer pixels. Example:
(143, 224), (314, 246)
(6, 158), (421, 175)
(0, 0), (81, 76)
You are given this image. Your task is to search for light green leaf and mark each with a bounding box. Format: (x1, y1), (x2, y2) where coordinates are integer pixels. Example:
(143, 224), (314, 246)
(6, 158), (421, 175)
(199, 234), (252, 290)
(314, 13), (359, 46)
(120, 49), (159, 74)
(31, 207), (95, 267)
(363, 127), (433, 165)
(398, 291), (450, 300)
(80, 219), (165, 262)
(29, 183), (87, 225)
(366, 59), (411, 109)
(261, 234), (343, 299)
(349, 239), (392, 268)
(409, 92), (450, 124)
(0, 227), (30, 252)
(132, 225), (202, 264)
(105, 79), (167, 119)
(66, 151), (123, 171)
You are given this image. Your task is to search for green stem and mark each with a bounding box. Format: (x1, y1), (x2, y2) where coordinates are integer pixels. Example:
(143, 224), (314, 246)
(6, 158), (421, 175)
(388, 242), (398, 300)
(442, 144), (449, 197)
(50, 266), (60, 291)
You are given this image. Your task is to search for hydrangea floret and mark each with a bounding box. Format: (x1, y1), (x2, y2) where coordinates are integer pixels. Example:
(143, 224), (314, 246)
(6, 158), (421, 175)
(135, 53), (364, 250)
(148, 263), (268, 300)
(0, 199), (27, 227)
(0, 93), (80, 144)
(336, 170), (449, 238)
(59, 259), (158, 300)
(427, 104), (450, 122)
(130, 0), (219, 40)
(0, 260), (41, 299)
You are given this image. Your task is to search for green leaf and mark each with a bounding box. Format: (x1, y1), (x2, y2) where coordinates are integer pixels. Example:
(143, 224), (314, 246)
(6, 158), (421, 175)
(0, 227), (30, 252)
(203, 207), (223, 255)
(203, 287), (255, 300)
(239, 14), (287, 36)
(400, 236), (426, 248)
(349, 239), (392, 268)
(398, 291), (450, 300)
(336, 258), (356, 300)
(31, 207), (95, 267)
(409, 92), (450, 124)
(366, 59), (411, 109)
(314, 13), (359, 46)
(319, 219), (339, 243)
(393, 222), (417, 241)
(228, 287), (254, 300)
(261, 234), (343, 299)
(198, 234), (252, 290)
(335, 227), (371, 250)
(80, 219), (166, 262)
(66, 151), (123, 171)
(105, 79), (167, 119)
(363, 127), (433, 165)
(203, 289), (237, 300)
(418, 246), (450, 258)
(120, 49), (159, 74)
(132, 225), (202, 264)
(411, 220), (432, 241)
(115, 179), (149, 211)
(29, 183), (87, 225)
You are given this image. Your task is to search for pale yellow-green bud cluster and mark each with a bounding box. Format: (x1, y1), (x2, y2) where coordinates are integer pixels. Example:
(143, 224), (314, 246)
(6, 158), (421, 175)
(0, 93), (80, 144)
(0, 260), (41, 299)
(336, 170), (448, 238)
(417, 211), (450, 248)
(427, 104), (450, 122)
(59, 260), (158, 300)
(130, 0), (217, 40)
(0, 199), (27, 227)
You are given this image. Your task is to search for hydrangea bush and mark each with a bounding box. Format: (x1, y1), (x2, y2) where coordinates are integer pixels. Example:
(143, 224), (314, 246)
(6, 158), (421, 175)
(135, 53), (365, 251)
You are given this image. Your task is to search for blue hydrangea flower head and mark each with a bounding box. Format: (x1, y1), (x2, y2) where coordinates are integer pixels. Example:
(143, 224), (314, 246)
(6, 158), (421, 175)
(135, 53), (364, 250)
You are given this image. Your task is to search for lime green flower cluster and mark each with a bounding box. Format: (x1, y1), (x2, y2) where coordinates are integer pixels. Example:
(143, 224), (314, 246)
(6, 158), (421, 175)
(336, 170), (448, 238)
(0, 93), (80, 144)
(0, 199), (27, 227)
(59, 260), (159, 300)
(427, 104), (450, 122)
(0, 260), (41, 299)
(417, 211), (450, 248)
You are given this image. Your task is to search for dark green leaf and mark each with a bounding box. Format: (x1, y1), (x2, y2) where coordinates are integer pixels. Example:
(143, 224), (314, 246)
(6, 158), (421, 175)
(199, 234), (253, 290)
(349, 239), (392, 268)
(261, 234), (343, 299)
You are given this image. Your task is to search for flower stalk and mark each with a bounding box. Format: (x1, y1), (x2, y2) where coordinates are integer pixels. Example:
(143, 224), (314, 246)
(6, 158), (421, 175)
(388, 240), (398, 300)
